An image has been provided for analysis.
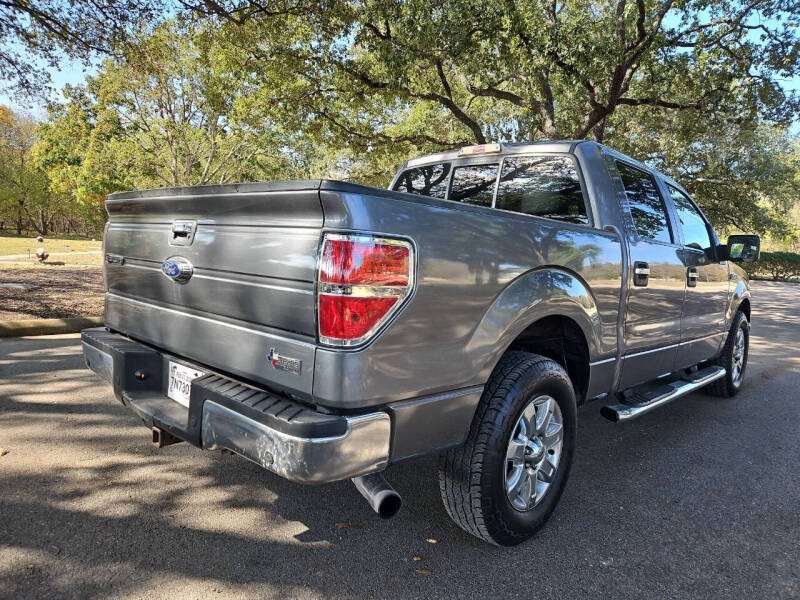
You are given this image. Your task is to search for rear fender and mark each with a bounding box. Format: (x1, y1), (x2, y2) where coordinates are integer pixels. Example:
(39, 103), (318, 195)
(467, 267), (603, 382)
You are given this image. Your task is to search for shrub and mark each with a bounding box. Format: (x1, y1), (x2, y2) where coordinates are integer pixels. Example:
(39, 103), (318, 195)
(741, 251), (800, 281)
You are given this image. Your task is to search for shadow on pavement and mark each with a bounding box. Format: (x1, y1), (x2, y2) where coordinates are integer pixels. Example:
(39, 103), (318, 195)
(0, 282), (798, 599)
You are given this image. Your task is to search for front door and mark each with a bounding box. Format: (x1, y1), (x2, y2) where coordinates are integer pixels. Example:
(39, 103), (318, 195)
(665, 184), (730, 367)
(615, 161), (686, 390)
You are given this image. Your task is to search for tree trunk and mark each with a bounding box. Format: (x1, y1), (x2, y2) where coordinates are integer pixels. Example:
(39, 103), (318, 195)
(592, 117), (607, 143)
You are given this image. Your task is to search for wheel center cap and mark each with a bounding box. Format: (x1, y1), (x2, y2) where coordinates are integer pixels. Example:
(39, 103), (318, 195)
(526, 438), (544, 462)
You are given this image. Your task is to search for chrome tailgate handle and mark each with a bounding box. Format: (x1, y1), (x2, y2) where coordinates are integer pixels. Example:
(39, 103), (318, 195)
(170, 220), (197, 246)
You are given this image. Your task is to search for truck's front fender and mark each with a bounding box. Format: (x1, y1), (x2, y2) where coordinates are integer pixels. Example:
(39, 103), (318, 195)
(727, 274), (751, 327)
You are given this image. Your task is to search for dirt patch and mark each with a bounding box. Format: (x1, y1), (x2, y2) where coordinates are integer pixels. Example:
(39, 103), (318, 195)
(0, 265), (104, 320)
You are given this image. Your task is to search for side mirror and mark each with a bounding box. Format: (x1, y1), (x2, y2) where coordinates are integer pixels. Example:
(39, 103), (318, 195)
(726, 234), (760, 263)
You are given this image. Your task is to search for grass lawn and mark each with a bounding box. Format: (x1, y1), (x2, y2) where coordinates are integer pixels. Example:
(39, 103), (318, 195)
(0, 235), (102, 257)
(0, 235), (104, 320)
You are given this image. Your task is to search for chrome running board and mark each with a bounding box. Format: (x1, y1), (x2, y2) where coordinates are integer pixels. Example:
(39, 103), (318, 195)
(601, 365), (726, 423)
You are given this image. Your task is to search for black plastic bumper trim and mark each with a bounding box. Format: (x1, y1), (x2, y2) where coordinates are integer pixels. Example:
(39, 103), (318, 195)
(81, 327), (348, 444)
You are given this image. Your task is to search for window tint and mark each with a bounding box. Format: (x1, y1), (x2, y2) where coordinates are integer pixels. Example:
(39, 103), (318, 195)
(392, 163), (450, 199)
(616, 161), (672, 243)
(668, 185), (712, 252)
(495, 156), (588, 224)
(449, 164), (499, 207)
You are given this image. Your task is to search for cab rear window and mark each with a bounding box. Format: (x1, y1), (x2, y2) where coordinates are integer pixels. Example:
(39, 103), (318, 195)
(392, 163), (450, 199)
(392, 155), (589, 225)
(495, 156), (588, 224)
(449, 164), (500, 207)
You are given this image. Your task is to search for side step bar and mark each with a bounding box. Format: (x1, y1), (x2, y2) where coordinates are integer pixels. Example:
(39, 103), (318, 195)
(601, 366), (726, 423)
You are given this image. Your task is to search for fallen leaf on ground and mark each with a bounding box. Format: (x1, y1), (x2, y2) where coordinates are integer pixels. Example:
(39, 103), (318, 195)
(0, 448), (8, 457)
(416, 568), (432, 575)
(325, 543), (334, 550)
(335, 522), (351, 529)
(412, 556), (422, 561)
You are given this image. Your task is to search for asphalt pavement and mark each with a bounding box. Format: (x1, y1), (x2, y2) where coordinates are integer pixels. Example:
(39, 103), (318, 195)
(0, 281), (798, 599)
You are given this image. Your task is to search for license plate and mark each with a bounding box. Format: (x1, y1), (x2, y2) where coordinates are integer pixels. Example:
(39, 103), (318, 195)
(167, 361), (206, 407)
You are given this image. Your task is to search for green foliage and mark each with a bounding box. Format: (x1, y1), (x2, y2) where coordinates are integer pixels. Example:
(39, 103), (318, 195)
(741, 251), (800, 280)
(0, 105), (65, 235)
(610, 117), (800, 236)
(0, 1), (162, 96)
(33, 19), (312, 207)
(209, 0), (800, 231)
(2, 1), (800, 241)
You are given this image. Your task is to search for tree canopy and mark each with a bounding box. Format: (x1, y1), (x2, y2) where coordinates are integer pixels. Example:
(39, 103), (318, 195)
(0, 0), (798, 242)
(0, 1), (161, 96)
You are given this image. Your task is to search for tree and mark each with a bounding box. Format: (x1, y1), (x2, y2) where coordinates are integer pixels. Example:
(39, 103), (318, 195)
(7, 1), (800, 240)
(197, 0), (798, 142)
(189, 1), (800, 235)
(606, 109), (800, 237)
(0, 1), (162, 97)
(33, 19), (304, 204)
(0, 105), (54, 235)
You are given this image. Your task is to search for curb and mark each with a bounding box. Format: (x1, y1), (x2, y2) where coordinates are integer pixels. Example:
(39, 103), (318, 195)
(0, 317), (104, 338)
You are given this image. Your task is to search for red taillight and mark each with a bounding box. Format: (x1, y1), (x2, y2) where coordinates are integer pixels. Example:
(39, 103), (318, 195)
(320, 239), (409, 286)
(318, 234), (414, 346)
(319, 296), (398, 340)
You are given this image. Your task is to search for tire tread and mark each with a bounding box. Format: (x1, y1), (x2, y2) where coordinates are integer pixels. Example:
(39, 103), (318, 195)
(438, 351), (572, 545)
(706, 311), (748, 398)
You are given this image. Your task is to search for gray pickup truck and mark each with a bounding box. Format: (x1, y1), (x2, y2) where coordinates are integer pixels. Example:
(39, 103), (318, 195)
(82, 141), (759, 545)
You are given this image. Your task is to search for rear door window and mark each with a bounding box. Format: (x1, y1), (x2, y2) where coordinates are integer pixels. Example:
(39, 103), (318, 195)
(616, 161), (673, 243)
(495, 156), (588, 224)
(392, 163), (450, 199)
(448, 164), (500, 207)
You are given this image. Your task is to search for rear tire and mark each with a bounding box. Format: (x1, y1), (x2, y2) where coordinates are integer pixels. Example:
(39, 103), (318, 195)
(438, 351), (577, 546)
(706, 311), (749, 398)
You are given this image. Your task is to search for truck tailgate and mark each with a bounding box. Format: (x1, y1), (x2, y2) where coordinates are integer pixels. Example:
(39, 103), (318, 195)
(102, 181), (324, 398)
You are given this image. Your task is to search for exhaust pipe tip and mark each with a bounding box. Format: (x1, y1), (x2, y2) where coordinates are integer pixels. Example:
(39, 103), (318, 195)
(375, 490), (402, 519)
(352, 473), (402, 519)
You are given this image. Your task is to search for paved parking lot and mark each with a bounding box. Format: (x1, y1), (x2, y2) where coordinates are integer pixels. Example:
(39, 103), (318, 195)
(0, 281), (798, 599)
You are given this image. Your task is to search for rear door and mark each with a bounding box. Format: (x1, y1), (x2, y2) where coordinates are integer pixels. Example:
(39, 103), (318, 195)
(664, 184), (729, 366)
(615, 161), (685, 389)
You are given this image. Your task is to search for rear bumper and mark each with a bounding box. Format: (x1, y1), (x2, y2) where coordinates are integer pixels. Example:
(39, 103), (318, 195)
(81, 327), (390, 483)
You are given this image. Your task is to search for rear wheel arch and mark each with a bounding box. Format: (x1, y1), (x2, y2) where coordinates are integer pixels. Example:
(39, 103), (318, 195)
(471, 267), (605, 404)
(505, 315), (591, 404)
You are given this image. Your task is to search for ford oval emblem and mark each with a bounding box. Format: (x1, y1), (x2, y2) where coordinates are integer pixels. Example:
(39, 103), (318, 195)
(161, 257), (193, 283)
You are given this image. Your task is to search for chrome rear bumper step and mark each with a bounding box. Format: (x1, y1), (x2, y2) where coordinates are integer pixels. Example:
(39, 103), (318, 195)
(601, 366), (726, 423)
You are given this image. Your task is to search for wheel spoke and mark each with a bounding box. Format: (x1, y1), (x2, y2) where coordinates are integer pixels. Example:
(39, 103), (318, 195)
(535, 398), (554, 435)
(542, 422), (563, 448)
(538, 457), (557, 483)
(506, 439), (526, 466)
(508, 467), (533, 507)
(519, 402), (537, 433)
(506, 465), (524, 495)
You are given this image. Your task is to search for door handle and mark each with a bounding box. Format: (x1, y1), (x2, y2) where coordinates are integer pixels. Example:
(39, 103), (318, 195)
(687, 267), (698, 287)
(633, 261), (649, 286)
